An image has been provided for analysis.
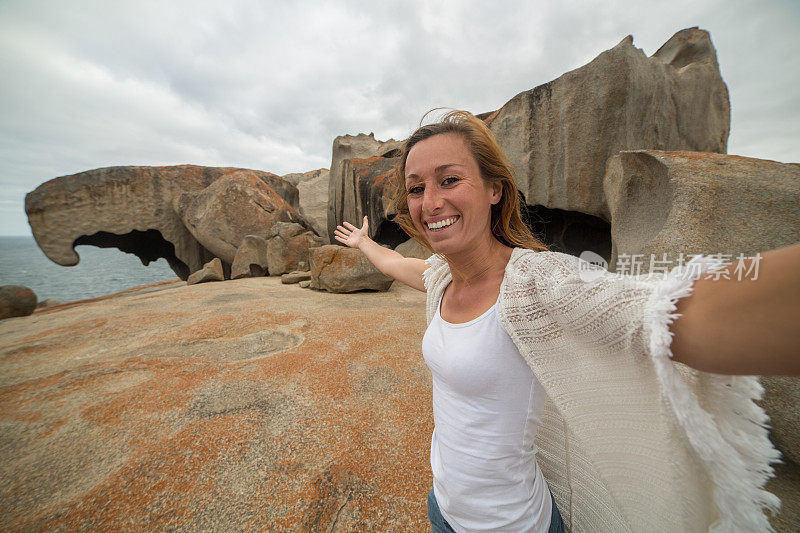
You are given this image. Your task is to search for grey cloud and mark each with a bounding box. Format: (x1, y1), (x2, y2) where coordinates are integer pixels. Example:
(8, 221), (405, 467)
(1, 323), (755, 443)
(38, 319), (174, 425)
(1, 0), (798, 236)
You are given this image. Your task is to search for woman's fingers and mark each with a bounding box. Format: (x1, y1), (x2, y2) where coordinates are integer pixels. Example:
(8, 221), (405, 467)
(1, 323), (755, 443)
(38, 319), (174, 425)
(342, 221), (357, 230)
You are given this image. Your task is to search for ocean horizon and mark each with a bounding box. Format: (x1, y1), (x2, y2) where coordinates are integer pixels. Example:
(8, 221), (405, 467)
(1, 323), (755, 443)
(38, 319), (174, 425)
(0, 235), (178, 303)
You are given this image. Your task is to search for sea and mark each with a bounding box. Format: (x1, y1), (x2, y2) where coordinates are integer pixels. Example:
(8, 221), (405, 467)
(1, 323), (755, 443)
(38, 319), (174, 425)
(0, 236), (178, 303)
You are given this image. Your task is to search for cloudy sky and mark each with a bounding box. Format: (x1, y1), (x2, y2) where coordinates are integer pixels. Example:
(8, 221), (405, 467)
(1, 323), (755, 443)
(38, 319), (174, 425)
(1, 0), (798, 236)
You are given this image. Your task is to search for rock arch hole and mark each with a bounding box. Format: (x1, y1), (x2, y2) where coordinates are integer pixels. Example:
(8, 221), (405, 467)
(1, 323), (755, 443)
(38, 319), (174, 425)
(73, 229), (191, 280)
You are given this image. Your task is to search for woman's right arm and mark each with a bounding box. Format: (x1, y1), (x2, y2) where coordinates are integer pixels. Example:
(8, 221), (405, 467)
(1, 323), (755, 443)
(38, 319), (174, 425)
(334, 216), (429, 292)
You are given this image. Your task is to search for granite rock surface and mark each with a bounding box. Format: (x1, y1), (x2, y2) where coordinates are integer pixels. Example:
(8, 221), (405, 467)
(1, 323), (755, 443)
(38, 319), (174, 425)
(0, 277), (431, 531)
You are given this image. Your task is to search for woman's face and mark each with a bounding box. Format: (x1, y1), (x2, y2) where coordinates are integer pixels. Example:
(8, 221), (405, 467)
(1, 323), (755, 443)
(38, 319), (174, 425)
(404, 133), (501, 256)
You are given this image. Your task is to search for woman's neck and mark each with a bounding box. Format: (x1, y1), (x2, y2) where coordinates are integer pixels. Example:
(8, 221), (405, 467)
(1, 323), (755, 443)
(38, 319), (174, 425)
(444, 236), (514, 286)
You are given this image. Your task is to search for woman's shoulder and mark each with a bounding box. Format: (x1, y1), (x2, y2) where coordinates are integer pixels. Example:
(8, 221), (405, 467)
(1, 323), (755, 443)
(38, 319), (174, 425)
(507, 248), (582, 279)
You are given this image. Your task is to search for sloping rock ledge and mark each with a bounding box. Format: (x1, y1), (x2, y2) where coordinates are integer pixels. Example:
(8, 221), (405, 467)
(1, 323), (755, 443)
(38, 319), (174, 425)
(0, 278), (431, 531)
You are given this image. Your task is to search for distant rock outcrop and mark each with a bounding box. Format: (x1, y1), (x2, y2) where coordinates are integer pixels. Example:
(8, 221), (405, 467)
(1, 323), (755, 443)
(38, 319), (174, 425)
(173, 171), (312, 265)
(0, 285), (38, 320)
(327, 134), (403, 243)
(487, 27), (730, 221)
(282, 168), (331, 242)
(326, 28), (731, 251)
(25, 165), (303, 281)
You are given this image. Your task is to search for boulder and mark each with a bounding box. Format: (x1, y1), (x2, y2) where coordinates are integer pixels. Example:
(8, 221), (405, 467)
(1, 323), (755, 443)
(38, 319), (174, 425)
(25, 165), (301, 280)
(329, 153), (408, 250)
(266, 222), (327, 276)
(281, 271), (311, 284)
(0, 285), (38, 319)
(327, 133), (403, 242)
(299, 279), (312, 288)
(602, 149), (800, 488)
(231, 235), (269, 279)
(187, 258), (224, 285)
(309, 245), (393, 293)
(395, 239), (432, 260)
(487, 27), (730, 220)
(174, 171), (313, 266)
(281, 168), (331, 242)
(603, 150), (800, 269)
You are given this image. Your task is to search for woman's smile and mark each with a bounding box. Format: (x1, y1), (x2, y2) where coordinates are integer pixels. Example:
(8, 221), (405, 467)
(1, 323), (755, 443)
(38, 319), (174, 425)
(427, 215), (460, 232)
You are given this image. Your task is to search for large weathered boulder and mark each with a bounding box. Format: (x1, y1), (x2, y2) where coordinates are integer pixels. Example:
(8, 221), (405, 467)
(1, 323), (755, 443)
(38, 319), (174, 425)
(0, 276), (431, 531)
(282, 168), (331, 242)
(231, 235), (269, 279)
(0, 285), (38, 319)
(25, 165), (301, 281)
(173, 171), (312, 266)
(602, 149), (800, 505)
(266, 222), (327, 276)
(327, 133), (403, 242)
(488, 27), (730, 220)
(309, 245), (393, 293)
(186, 257), (224, 285)
(603, 150), (800, 268)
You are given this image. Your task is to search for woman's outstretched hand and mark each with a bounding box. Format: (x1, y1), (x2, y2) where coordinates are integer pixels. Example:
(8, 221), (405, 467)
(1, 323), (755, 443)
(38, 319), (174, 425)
(334, 216), (369, 248)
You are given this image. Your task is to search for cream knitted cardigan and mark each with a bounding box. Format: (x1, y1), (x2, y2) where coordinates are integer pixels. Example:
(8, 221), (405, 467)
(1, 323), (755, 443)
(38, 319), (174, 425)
(422, 248), (780, 533)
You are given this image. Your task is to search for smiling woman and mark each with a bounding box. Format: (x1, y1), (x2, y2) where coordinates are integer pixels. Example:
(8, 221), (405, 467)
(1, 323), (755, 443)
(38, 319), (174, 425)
(333, 110), (800, 532)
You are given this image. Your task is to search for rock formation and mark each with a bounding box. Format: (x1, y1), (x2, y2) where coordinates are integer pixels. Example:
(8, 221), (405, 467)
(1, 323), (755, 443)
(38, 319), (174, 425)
(0, 285), (38, 320)
(186, 257), (224, 285)
(326, 134), (403, 243)
(25, 165), (303, 281)
(603, 150), (800, 269)
(309, 245), (393, 293)
(282, 168), (331, 242)
(326, 28), (731, 254)
(266, 223), (327, 276)
(173, 171), (313, 266)
(486, 27), (730, 221)
(231, 235), (270, 279)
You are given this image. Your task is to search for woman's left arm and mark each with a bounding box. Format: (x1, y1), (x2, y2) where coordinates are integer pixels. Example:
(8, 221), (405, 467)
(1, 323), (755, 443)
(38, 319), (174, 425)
(670, 243), (800, 375)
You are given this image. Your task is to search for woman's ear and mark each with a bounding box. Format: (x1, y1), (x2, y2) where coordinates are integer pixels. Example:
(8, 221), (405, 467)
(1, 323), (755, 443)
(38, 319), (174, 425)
(490, 182), (502, 205)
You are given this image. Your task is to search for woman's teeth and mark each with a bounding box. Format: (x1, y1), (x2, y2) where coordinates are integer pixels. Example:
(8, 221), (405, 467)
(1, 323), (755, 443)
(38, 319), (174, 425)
(427, 216), (458, 231)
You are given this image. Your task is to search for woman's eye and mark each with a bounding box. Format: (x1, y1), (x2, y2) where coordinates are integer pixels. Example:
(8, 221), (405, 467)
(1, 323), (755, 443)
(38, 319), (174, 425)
(442, 176), (459, 185)
(408, 186), (423, 195)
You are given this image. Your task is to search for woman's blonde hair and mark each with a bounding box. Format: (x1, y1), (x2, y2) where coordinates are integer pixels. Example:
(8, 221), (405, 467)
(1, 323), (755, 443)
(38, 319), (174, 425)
(391, 109), (548, 255)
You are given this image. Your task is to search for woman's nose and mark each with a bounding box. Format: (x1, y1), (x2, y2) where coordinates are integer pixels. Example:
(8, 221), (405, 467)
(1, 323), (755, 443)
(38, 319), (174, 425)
(422, 186), (443, 212)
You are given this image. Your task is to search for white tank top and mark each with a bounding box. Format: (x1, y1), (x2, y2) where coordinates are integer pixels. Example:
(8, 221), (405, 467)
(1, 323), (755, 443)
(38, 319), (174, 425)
(423, 286), (552, 532)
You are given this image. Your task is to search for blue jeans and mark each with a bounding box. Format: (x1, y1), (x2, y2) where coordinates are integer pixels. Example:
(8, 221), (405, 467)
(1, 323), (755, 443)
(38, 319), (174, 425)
(427, 488), (565, 533)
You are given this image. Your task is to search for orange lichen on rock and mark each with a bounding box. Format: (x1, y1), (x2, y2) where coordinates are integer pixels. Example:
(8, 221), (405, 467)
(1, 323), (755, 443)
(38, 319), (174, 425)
(0, 276), (433, 530)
